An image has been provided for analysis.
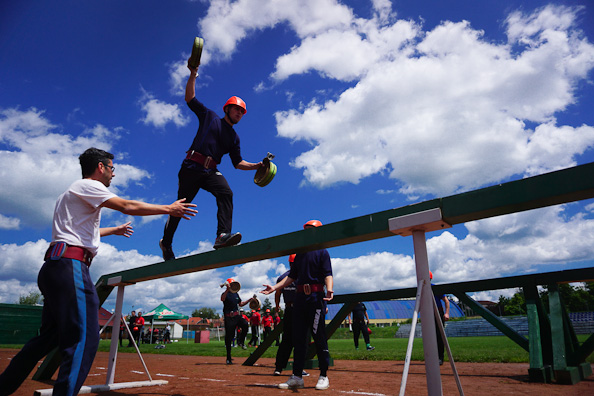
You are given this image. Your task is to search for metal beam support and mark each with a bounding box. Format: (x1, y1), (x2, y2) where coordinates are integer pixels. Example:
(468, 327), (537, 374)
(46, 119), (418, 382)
(453, 292), (529, 351)
(548, 283), (581, 384)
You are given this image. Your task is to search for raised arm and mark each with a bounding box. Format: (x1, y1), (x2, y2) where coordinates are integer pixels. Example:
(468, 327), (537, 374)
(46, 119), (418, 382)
(185, 61), (199, 103)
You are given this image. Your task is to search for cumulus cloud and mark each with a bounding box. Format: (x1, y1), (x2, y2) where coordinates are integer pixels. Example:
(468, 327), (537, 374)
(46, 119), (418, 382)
(0, 107), (153, 227)
(273, 5), (594, 194)
(138, 89), (190, 128)
(196, 2), (594, 195)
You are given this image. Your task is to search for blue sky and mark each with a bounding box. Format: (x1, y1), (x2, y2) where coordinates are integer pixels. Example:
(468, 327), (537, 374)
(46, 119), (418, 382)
(1, 0), (594, 317)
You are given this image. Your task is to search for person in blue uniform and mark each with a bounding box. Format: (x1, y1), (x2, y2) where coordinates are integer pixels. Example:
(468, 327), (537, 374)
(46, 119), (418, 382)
(221, 278), (252, 364)
(0, 147), (196, 396)
(159, 59), (262, 259)
(347, 302), (375, 350)
(273, 256), (308, 377)
(431, 271), (450, 365)
(262, 220), (333, 391)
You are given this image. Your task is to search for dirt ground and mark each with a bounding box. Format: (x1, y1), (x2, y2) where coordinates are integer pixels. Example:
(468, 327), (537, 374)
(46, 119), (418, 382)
(1, 349), (592, 395)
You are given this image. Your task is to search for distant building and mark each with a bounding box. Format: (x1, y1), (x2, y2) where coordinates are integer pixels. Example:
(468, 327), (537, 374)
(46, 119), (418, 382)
(326, 298), (465, 327)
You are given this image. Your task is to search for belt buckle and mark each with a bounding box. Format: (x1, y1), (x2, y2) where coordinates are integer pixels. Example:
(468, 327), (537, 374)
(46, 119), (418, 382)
(204, 156), (213, 169)
(303, 284), (311, 295)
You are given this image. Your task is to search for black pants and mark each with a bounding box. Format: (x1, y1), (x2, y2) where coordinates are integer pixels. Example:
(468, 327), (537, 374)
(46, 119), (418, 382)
(292, 300), (330, 377)
(263, 326), (272, 342)
(163, 164), (233, 245)
(352, 320), (370, 348)
(225, 315), (247, 359)
(436, 313), (445, 361)
(275, 306), (294, 371)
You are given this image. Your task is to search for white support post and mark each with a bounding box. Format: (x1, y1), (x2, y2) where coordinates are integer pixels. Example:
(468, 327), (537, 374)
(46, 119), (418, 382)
(389, 208), (452, 396)
(413, 229), (443, 395)
(106, 284), (125, 385)
(399, 280), (424, 396)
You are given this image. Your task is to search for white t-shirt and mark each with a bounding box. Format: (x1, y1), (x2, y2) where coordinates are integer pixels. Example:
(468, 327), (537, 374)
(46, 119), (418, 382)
(52, 179), (117, 256)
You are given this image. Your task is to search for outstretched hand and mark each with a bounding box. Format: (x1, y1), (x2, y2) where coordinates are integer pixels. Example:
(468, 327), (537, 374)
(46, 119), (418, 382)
(323, 290), (334, 302)
(113, 222), (134, 238)
(171, 198), (198, 220)
(261, 284), (274, 295)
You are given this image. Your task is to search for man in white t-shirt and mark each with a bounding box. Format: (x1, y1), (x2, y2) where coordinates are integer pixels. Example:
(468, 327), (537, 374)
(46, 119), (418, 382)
(0, 147), (197, 396)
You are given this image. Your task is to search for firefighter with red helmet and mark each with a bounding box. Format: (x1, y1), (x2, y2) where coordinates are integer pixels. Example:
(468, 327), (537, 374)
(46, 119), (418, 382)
(262, 220), (333, 390)
(159, 59), (262, 258)
(262, 308), (274, 342)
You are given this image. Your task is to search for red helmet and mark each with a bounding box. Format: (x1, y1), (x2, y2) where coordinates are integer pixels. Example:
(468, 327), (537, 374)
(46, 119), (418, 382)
(429, 271), (433, 280)
(266, 309), (270, 313)
(226, 278), (235, 284)
(304, 220), (322, 229)
(289, 254), (296, 263)
(223, 96), (247, 114)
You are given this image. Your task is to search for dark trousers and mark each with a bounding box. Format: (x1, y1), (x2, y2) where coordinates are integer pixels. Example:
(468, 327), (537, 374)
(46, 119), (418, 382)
(263, 326), (272, 341)
(436, 313), (445, 361)
(352, 320), (370, 348)
(275, 306), (294, 371)
(162, 165), (233, 245)
(225, 315), (247, 358)
(0, 258), (100, 396)
(292, 300), (330, 377)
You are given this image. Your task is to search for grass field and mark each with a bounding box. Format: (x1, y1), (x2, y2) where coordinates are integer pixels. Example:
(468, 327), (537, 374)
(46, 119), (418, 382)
(2, 330), (592, 364)
(86, 333), (593, 364)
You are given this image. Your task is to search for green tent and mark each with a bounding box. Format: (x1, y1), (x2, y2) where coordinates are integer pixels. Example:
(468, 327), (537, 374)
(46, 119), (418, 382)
(142, 303), (190, 343)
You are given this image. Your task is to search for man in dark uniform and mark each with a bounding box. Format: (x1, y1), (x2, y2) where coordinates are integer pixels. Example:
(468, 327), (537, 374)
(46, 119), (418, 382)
(273, 256), (308, 377)
(127, 310), (137, 347)
(262, 220), (333, 390)
(221, 278), (252, 364)
(0, 148), (196, 396)
(159, 59), (262, 259)
(431, 271), (450, 365)
(347, 302), (375, 350)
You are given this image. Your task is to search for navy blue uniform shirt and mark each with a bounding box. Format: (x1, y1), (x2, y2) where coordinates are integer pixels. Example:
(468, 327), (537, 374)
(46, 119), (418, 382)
(223, 292), (241, 314)
(351, 302), (367, 322)
(186, 98), (243, 167)
(277, 271), (296, 305)
(289, 249), (332, 303)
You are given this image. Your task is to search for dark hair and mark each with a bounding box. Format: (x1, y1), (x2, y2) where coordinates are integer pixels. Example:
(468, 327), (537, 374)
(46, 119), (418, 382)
(79, 147), (114, 178)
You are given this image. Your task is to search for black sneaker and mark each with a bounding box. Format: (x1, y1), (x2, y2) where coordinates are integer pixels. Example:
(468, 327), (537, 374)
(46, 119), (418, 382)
(213, 232), (242, 249)
(367, 346), (375, 351)
(159, 239), (175, 260)
(226, 358), (233, 365)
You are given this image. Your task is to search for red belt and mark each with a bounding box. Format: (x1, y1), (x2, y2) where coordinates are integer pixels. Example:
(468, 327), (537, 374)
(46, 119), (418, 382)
(225, 311), (240, 317)
(45, 244), (93, 267)
(186, 150), (218, 169)
(297, 284), (324, 294)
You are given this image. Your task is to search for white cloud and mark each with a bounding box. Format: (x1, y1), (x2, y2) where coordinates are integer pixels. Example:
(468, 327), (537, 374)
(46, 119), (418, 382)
(0, 107), (153, 227)
(199, 0), (354, 61)
(267, 5), (594, 195)
(138, 90), (189, 128)
(0, 214), (20, 230)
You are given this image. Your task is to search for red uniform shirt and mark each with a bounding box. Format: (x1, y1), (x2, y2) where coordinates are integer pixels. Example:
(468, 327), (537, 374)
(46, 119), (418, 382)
(262, 315), (273, 328)
(250, 312), (261, 325)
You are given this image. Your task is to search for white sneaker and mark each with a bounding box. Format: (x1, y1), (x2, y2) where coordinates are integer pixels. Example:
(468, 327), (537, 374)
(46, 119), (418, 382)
(315, 375), (329, 390)
(279, 374), (304, 389)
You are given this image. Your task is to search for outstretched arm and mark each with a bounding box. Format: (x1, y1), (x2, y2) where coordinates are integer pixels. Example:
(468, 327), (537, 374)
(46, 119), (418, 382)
(235, 160), (262, 171)
(101, 197), (197, 219)
(100, 221), (134, 237)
